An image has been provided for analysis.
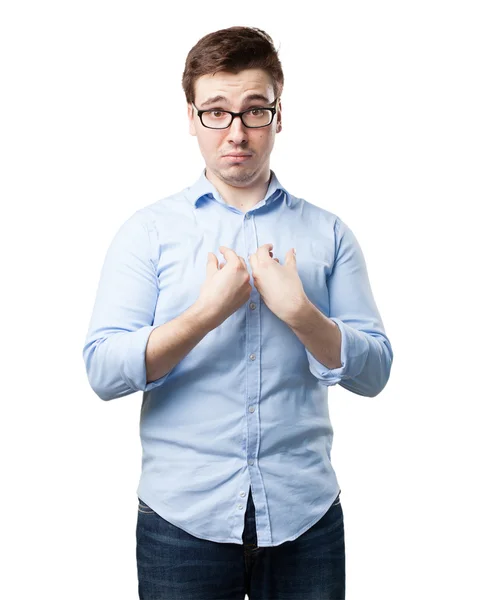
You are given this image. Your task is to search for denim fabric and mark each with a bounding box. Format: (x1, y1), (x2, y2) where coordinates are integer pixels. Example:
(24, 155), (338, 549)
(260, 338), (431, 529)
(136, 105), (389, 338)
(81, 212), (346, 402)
(136, 488), (345, 599)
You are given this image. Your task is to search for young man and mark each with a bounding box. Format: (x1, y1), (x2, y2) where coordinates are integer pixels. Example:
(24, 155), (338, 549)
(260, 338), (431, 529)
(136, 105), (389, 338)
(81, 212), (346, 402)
(83, 26), (393, 599)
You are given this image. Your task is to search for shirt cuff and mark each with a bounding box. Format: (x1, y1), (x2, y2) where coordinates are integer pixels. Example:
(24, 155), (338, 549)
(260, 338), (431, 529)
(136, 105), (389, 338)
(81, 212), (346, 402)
(123, 325), (173, 392)
(305, 318), (369, 386)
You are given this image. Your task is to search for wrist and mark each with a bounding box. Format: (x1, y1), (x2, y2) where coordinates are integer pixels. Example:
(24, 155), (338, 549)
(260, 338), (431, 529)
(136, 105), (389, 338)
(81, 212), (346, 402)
(284, 295), (315, 330)
(189, 299), (221, 332)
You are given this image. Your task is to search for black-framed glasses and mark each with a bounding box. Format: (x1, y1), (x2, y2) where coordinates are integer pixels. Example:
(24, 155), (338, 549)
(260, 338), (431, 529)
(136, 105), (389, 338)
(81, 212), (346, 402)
(192, 98), (279, 129)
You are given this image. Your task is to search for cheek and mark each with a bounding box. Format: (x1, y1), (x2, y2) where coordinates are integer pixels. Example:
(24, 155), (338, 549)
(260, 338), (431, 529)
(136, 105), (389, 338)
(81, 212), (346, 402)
(197, 133), (218, 157)
(256, 132), (274, 150)
(209, 130), (226, 148)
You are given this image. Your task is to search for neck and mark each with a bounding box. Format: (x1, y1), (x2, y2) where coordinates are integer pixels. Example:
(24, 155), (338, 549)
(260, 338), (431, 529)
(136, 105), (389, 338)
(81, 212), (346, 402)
(205, 166), (272, 213)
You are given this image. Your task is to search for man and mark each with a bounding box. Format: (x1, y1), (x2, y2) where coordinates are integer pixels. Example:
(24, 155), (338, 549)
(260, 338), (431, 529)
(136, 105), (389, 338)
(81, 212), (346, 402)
(83, 26), (393, 600)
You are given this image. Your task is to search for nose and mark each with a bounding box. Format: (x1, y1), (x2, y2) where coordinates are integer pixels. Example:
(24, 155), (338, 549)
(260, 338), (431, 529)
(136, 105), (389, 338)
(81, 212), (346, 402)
(227, 114), (248, 145)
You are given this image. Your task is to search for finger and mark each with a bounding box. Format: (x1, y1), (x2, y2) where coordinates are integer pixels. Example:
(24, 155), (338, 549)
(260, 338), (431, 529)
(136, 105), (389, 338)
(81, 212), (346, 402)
(239, 257), (248, 271)
(218, 246), (238, 262)
(219, 262), (226, 270)
(257, 243), (273, 261)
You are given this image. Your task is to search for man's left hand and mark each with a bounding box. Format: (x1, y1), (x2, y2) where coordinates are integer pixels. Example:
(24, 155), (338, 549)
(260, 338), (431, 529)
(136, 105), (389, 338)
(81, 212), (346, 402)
(248, 243), (308, 325)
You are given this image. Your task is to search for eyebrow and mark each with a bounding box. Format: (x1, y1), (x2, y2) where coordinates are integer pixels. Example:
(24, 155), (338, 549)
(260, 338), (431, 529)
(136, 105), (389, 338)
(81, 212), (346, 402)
(198, 93), (272, 109)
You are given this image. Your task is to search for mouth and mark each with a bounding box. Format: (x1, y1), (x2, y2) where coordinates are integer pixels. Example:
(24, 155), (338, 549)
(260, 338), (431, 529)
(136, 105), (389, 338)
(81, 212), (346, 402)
(222, 154), (252, 162)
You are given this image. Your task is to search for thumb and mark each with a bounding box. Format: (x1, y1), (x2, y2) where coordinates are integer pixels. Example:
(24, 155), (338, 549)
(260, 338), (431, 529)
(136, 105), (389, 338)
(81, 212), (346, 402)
(206, 252), (218, 275)
(285, 248), (296, 266)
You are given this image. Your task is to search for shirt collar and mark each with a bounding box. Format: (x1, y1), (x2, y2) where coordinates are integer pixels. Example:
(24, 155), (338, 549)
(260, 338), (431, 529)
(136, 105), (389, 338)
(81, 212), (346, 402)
(185, 168), (292, 209)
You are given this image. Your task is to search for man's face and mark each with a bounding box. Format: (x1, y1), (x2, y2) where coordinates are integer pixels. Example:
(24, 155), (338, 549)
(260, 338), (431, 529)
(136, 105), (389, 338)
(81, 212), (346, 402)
(187, 68), (282, 188)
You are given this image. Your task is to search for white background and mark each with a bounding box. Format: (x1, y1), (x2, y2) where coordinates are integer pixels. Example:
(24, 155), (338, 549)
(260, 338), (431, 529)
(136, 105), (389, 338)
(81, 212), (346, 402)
(1, 1), (478, 598)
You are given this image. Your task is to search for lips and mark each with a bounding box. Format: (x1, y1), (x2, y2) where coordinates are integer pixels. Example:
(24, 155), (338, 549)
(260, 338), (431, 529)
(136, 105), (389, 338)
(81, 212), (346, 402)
(223, 154), (252, 158)
(222, 153), (252, 162)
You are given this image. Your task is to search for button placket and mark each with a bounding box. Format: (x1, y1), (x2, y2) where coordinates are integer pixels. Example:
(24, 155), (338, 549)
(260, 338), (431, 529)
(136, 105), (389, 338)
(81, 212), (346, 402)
(242, 208), (261, 526)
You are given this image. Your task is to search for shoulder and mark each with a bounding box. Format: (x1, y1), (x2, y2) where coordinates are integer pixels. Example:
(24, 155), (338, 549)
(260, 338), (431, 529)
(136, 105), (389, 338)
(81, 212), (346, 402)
(124, 185), (193, 232)
(288, 192), (345, 231)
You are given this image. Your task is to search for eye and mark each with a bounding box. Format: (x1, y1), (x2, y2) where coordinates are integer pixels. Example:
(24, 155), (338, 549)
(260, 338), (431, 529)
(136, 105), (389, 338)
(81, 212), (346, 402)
(247, 108), (266, 117)
(207, 110), (227, 118)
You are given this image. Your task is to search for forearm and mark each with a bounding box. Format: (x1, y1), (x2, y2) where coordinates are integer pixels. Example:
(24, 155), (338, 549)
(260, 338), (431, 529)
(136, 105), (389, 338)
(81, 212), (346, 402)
(145, 301), (217, 383)
(286, 297), (342, 370)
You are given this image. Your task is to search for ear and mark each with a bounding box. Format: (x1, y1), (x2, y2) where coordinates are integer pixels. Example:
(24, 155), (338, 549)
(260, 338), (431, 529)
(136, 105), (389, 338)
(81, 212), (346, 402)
(275, 99), (282, 134)
(187, 103), (197, 137)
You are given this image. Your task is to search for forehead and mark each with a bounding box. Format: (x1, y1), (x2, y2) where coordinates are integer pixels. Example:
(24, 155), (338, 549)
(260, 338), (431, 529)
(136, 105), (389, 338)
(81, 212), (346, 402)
(194, 68), (274, 105)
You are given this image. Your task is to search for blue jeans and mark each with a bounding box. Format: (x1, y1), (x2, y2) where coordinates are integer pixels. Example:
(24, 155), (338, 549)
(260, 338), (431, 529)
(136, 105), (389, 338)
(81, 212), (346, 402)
(136, 487), (345, 599)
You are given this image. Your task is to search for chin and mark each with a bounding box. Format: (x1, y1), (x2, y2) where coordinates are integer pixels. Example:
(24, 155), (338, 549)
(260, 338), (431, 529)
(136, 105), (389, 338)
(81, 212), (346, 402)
(212, 163), (258, 183)
(221, 168), (257, 185)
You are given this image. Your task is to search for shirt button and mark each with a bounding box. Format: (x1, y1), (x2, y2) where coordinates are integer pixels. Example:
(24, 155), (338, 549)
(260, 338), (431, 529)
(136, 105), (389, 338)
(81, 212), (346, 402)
(249, 406), (255, 413)
(237, 504), (243, 510)
(248, 459), (254, 465)
(240, 491), (246, 497)
(249, 302), (256, 310)
(249, 353), (256, 361)
(245, 213), (251, 219)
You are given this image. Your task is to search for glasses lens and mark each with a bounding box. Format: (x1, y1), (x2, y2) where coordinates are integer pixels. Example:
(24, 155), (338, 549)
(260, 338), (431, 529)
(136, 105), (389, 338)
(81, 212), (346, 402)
(243, 108), (273, 127)
(202, 110), (232, 129)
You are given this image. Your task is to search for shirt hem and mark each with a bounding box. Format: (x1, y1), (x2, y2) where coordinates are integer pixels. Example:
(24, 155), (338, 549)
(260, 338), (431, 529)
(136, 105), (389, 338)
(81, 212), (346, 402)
(137, 486), (341, 547)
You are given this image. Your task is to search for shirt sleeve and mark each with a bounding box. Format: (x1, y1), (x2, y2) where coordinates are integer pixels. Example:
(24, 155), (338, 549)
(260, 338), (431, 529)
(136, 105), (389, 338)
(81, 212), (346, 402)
(82, 211), (172, 400)
(305, 217), (394, 396)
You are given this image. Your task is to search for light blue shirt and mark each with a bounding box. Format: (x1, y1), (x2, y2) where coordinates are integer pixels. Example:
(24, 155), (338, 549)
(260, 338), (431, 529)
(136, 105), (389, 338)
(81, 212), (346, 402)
(83, 168), (393, 546)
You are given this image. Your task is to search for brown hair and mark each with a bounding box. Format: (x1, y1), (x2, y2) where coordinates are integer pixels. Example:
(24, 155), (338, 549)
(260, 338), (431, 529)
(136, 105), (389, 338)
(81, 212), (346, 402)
(182, 26), (284, 104)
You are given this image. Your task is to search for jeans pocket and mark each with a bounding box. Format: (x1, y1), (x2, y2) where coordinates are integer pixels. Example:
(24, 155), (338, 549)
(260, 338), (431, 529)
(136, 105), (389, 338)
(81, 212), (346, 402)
(332, 490), (341, 506)
(138, 497), (155, 514)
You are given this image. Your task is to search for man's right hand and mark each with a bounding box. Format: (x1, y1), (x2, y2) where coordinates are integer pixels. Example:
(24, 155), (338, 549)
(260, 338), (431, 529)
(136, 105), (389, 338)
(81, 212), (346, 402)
(195, 246), (253, 329)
